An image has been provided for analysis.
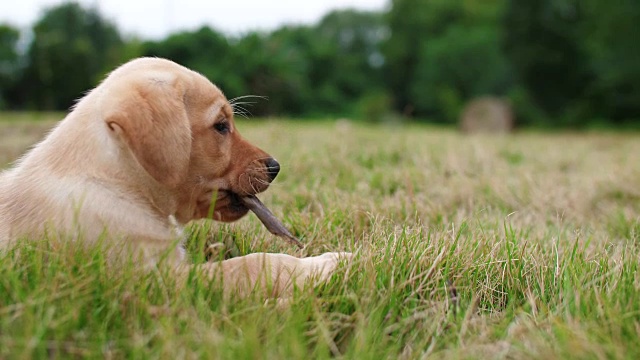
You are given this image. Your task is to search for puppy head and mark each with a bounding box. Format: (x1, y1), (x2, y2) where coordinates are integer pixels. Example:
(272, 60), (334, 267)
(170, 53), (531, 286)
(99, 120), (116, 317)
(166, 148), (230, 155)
(100, 58), (279, 223)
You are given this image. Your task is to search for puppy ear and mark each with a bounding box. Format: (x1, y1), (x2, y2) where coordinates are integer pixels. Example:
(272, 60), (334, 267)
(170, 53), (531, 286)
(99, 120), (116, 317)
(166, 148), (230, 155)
(104, 84), (192, 188)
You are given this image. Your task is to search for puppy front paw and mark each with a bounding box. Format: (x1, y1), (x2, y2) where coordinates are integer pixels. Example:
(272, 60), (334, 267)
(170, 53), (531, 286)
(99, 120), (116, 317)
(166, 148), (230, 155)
(301, 251), (353, 283)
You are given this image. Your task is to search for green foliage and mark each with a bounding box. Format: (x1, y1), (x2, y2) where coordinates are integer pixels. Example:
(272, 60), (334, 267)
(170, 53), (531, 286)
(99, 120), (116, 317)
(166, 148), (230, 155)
(310, 10), (386, 115)
(503, 0), (591, 126)
(14, 3), (126, 110)
(0, 0), (638, 126)
(384, 0), (512, 121)
(504, 0), (640, 126)
(0, 24), (20, 109)
(412, 24), (512, 123)
(141, 10), (386, 117)
(580, 0), (640, 124)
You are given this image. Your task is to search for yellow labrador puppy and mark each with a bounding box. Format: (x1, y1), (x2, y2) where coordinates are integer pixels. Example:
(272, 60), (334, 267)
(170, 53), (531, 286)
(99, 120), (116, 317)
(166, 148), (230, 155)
(0, 57), (349, 297)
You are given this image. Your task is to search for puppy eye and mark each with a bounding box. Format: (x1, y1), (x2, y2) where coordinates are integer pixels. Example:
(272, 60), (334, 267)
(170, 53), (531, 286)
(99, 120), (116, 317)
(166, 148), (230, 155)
(213, 121), (230, 134)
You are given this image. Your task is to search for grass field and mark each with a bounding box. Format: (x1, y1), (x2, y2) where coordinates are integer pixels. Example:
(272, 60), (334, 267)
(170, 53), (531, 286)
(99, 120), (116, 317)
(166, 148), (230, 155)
(1, 114), (639, 359)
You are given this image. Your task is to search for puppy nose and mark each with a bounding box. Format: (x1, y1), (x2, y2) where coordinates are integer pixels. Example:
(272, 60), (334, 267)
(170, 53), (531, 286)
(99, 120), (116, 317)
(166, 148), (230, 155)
(264, 157), (280, 182)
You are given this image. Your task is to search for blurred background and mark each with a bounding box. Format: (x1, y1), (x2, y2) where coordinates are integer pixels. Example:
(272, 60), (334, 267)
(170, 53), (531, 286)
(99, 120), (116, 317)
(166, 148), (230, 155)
(0, 0), (638, 129)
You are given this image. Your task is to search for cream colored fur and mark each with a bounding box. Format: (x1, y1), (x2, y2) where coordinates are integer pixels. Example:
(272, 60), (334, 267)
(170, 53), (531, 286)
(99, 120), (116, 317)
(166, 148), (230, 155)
(0, 57), (350, 297)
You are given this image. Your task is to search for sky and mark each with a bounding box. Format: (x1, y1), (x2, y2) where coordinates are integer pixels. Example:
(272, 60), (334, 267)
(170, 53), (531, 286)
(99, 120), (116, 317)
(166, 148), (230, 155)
(0, 0), (389, 39)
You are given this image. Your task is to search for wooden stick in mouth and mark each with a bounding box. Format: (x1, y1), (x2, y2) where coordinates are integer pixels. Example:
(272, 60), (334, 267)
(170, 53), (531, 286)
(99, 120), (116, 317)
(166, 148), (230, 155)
(239, 195), (304, 249)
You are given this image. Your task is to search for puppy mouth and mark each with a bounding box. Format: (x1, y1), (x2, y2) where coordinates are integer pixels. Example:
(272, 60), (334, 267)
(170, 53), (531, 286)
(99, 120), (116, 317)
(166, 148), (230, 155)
(210, 191), (304, 249)
(198, 176), (273, 222)
(216, 190), (244, 208)
(197, 189), (304, 248)
(210, 190), (249, 222)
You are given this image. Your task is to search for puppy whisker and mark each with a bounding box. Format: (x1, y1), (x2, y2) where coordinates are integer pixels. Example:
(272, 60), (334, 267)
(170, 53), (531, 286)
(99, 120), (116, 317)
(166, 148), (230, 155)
(232, 105), (253, 119)
(230, 95), (269, 119)
(229, 95), (268, 105)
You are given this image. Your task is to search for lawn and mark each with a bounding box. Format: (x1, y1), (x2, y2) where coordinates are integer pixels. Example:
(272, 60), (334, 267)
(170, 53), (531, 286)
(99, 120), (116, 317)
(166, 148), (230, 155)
(1, 114), (639, 359)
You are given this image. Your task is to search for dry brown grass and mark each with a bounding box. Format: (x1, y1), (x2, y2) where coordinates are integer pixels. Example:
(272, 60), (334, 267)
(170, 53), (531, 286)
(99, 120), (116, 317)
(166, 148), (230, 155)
(0, 112), (60, 166)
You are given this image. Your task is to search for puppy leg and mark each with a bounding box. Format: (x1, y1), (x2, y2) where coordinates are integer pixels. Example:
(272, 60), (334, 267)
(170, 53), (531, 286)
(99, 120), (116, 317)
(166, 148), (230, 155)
(180, 252), (352, 298)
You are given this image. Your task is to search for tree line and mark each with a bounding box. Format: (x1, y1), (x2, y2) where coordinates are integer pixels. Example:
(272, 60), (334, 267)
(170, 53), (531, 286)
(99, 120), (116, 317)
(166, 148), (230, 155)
(0, 0), (638, 127)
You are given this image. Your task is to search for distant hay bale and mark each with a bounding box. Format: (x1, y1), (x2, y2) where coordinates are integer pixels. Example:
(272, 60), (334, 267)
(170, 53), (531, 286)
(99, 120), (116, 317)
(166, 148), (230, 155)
(459, 97), (514, 134)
